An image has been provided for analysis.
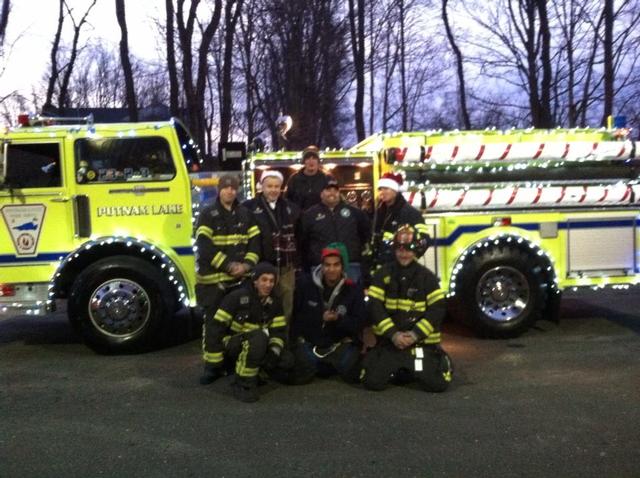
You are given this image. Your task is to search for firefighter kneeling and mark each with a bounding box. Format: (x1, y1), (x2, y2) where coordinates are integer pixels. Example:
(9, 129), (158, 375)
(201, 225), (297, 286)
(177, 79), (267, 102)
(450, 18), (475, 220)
(362, 225), (453, 392)
(200, 262), (292, 402)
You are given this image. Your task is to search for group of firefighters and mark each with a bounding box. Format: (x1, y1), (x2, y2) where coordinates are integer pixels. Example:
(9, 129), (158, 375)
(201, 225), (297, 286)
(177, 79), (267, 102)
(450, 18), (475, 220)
(194, 145), (453, 402)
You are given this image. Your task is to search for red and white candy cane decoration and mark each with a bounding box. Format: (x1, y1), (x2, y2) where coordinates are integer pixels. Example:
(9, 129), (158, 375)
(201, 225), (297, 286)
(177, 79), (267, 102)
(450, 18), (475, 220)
(400, 140), (633, 164)
(405, 183), (639, 210)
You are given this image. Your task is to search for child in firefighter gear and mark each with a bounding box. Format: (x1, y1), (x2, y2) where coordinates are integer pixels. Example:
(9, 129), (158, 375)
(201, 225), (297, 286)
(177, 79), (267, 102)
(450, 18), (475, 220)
(242, 169), (301, 322)
(362, 225), (453, 392)
(368, 172), (430, 269)
(195, 174), (261, 385)
(198, 262), (289, 402)
(284, 244), (367, 385)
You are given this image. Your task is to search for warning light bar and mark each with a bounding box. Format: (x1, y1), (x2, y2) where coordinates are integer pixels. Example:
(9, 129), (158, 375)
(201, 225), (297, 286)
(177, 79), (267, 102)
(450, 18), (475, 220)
(16, 113), (94, 127)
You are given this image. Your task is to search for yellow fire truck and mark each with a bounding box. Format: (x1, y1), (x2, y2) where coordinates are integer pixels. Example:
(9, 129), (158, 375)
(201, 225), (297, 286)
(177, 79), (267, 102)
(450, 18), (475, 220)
(0, 115), (202, 352)
(245, 125), (638, 337)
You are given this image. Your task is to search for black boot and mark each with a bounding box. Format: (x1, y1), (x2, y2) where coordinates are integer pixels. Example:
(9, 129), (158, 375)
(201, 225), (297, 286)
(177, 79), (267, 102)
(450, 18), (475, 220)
(232, 377), (259, 403)
(199, 363), (223, 385)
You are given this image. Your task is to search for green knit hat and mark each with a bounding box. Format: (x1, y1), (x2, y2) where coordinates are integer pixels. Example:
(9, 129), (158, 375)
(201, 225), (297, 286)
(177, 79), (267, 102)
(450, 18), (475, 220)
(322, 242), (350, 271)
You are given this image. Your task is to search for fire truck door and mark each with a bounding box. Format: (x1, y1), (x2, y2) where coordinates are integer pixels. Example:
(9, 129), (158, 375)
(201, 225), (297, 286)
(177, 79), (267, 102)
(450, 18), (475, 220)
(0, 141), (75, 283)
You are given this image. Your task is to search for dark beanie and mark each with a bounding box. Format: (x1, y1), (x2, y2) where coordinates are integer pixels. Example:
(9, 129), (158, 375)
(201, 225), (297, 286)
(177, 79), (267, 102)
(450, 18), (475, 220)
(252, 262), (278, 280)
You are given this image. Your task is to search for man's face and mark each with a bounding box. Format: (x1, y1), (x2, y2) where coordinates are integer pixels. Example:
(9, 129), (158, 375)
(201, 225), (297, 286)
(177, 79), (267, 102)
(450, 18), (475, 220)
(219, 186), (237, 205)
(254, 273), (276, 298)
(303, 156), (320, 175)
(321, 187), (340, 208)
(378, 186), (397, 205)
(262, 177), (283, 203)
(322, 255), (343, 284)
(395, 247), (416, 266)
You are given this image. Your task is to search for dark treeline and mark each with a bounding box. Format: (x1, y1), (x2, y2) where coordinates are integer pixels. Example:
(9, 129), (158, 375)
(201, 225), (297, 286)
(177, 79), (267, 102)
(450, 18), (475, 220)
(1, 0), (639, 156)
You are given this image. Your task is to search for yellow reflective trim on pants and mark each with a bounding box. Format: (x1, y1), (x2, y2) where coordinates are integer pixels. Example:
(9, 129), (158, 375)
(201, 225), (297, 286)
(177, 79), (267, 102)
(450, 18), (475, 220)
(214, 308), (232, 324)
(236, 340), (259, 378)
(203, 351), (224, 364)
(367, 286), (385, 301)
(196, 272), (234, 284)
(269, 337), (284, 349)
(427, 289), (446, 306)
(244, 252), (259, 264)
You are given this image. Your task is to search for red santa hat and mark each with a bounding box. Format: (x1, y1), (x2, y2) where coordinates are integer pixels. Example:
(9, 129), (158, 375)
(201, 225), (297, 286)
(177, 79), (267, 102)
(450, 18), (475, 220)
(378, 172), (403, 192)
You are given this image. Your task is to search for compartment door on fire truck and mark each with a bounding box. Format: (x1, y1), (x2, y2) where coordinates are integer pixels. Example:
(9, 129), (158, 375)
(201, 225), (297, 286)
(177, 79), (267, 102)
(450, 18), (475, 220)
(0, 140), (75, 283)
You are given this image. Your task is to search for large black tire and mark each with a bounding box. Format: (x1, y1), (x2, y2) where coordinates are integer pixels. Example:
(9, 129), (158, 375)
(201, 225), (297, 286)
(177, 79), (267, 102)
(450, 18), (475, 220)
(68, 255), (176, 353)
(453, 243), (550, 338)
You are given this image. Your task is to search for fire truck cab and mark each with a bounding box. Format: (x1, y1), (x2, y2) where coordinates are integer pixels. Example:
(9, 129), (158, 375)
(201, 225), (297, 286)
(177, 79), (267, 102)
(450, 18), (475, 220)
(0, 115), (202, 352)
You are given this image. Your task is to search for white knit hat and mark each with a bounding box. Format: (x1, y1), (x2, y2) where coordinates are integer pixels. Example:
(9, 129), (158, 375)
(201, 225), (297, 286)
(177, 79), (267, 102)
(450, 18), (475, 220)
(260, 170), (284, 184)
(378, 172), (403, 192)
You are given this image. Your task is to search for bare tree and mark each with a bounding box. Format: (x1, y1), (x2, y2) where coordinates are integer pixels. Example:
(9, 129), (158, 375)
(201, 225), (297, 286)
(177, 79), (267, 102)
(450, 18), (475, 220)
(175, 0), (222, 153)
(219, 0), (243, 144)
(115, 0), (137, 121)
(0, 0), (10, 46)
(348, 0), (366, 141)
(165, 0), (180, 117)
(43, 0), (65, 112)
(57, 0), (98, 109)
(442, 0), (470, 129)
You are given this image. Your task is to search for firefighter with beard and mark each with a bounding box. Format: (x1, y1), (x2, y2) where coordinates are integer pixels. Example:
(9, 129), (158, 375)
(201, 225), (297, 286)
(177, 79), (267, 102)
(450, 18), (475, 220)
(362, 224), (453, 392)
(285, 243), (367, 384)
(203, 262), (290, 402)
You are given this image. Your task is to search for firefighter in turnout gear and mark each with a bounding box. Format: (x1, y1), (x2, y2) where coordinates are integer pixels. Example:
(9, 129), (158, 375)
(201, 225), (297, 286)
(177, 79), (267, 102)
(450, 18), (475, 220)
(200, 262), (288, 402)
(362, 225), (453, 392)
(369, 172), (431, 269)
(195, 174), (261, 385)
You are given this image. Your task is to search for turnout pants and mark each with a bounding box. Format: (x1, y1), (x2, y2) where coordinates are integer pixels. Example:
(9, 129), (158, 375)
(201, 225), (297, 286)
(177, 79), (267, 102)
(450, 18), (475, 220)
(225, 329), (269, 384)
(197, 283), (226, 365)
(280, 341), (362, 385)
(362, 343), (453, 392)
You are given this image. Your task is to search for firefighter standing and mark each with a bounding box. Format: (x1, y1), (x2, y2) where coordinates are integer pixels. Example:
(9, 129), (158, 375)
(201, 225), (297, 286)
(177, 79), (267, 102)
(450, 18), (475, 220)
(299, 177), (371, 283)
(203, 262), (288, 402)
(287, 244), (366, 384)
(369, 172), (430, 268)
(243, 169), (301, 322)
(363, 224), (453, 392)
(285, 145), (329, 211)
(195, 174), (261, 385)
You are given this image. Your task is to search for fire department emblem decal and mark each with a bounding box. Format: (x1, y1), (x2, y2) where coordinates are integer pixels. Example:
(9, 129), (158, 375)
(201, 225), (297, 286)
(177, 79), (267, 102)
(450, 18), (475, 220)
(1, 204), (46, 256)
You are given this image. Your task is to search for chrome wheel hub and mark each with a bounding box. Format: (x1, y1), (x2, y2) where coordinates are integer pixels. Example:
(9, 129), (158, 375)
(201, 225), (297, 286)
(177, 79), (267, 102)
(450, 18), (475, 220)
(476, 266), (530, 322)
(88, 278), (150, 337)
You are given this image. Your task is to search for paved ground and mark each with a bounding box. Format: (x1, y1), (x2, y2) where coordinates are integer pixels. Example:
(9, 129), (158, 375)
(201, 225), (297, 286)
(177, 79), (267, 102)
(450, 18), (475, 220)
(1, 289), (639, 478)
